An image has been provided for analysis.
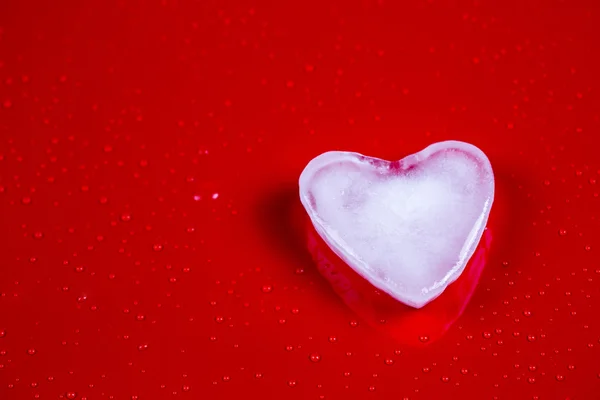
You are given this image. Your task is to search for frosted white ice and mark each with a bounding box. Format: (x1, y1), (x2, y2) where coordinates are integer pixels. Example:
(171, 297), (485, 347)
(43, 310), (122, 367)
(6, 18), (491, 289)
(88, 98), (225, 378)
(299, 141), (494, 308)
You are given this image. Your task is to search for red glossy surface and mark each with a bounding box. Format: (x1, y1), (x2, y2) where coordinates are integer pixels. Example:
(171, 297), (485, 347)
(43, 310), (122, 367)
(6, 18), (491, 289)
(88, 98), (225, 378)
(0, 1), (599, 399)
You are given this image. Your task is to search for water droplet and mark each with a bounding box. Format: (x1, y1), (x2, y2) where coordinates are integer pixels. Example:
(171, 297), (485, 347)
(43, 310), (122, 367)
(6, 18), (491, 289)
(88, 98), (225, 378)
(559, 229), (567, 236)
(120, 213), (131, 222)
(523, 310), (532, 317)
(419, 335), (429, 342)
(182, 385), (190, 391)
(222, 376), (230, 382)
(483, 332), (492, 339)
(385, 359), (394, 365)
(349, 320), (358, 327)
(21, 197), (31, 205)
(368, 385), (376, 392)
(461, 368), (468, 375)
(255, 372), (263, 379)
(528, 377), (535, 384)
(309, 353), (321, 362)
(422, 367), (430, 373)
(261, 284), (272, 293)
(212, 193), (219, 200)
(441, 376), (450, 383)
(555, 374), (564, 381)
(527, 334), (536, 342)
(27, 348), (36, 355)
(153, 244), (163, 251)
(287, 380), (297, 388)
(66, 392), (77, 399)
(0, 330), (5, 338)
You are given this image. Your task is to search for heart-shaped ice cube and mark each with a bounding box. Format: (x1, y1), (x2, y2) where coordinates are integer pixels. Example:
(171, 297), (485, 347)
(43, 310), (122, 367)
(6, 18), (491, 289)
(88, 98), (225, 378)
(299, 141), (495, 308)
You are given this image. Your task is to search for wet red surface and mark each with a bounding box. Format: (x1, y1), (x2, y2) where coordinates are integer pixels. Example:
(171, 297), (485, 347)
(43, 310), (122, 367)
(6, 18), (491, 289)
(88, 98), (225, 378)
(1, 1), (599, 399)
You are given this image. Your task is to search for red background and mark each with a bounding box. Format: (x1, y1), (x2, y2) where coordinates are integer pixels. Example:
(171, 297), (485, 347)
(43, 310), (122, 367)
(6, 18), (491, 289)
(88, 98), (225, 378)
(1, 0), (599, 399)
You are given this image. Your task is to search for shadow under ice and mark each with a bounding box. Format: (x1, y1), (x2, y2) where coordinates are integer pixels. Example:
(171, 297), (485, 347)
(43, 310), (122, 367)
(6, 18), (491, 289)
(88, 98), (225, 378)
(257, 185), (493, 347)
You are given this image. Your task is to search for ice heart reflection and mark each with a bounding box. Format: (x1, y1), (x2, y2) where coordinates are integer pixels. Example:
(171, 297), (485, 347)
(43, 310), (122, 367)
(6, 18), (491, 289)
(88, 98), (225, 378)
(306, 219), (492, 345)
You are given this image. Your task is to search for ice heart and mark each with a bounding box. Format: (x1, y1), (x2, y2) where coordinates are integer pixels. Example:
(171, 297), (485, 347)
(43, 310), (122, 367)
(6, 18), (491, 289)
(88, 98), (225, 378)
(299, 141), (494, 308)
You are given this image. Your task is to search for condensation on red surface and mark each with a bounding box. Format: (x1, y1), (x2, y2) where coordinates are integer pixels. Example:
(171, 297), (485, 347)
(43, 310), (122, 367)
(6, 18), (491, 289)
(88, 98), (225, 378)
(0, 0), (599, 399)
